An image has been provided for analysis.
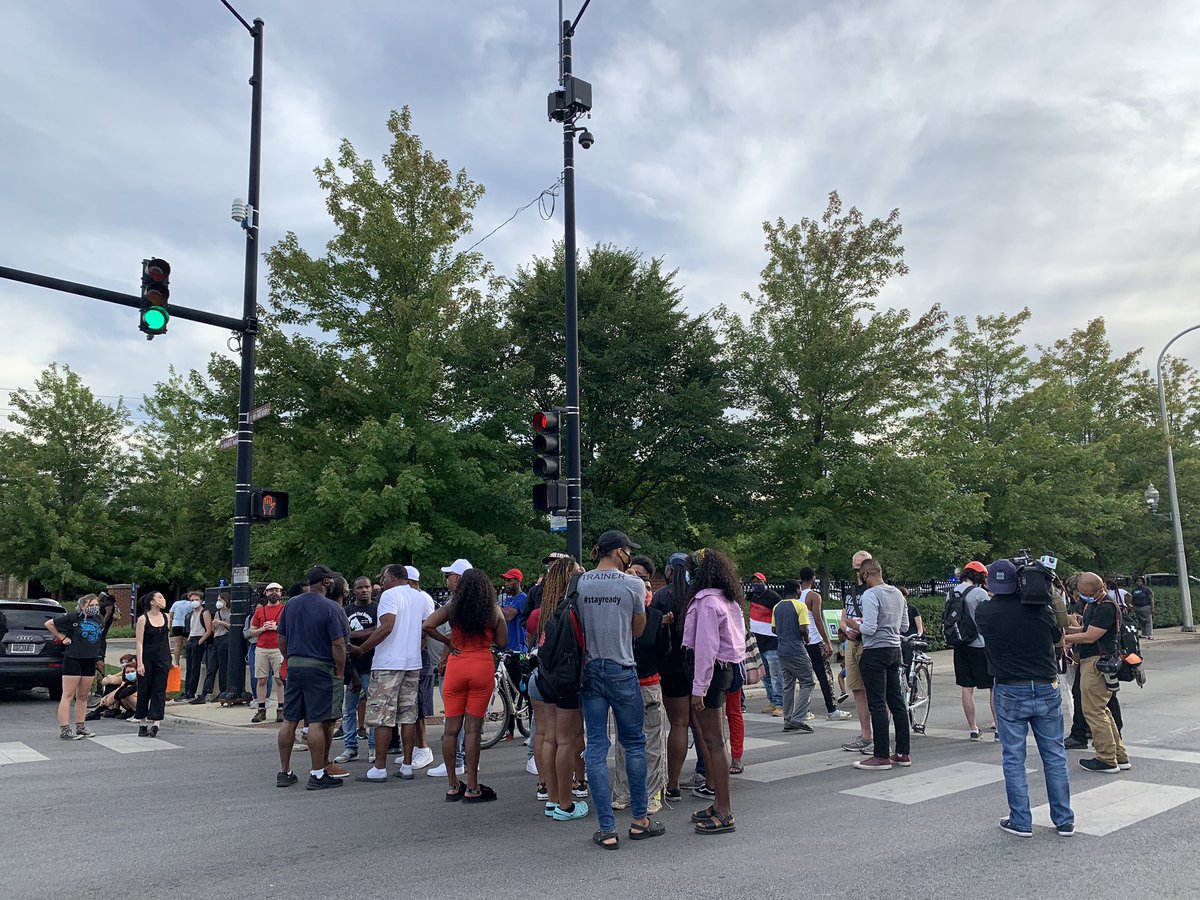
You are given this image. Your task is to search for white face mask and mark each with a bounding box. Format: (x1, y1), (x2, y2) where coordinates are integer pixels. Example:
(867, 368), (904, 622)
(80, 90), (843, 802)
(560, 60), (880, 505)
(191, 600), (201, 609)
(216, 601), (226, 610)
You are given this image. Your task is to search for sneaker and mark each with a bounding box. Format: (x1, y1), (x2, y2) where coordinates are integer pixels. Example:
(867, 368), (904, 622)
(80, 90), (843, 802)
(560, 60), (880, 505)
(841, 736), (871, 752)
(357, 727), (368, 739)
(827, 710), (852, 720)
(783, 722), (814, 734)
(428, 762), (466, 778)
(333, 749), (358, 764)
(804, 712), (815, 721)
(1063, 736), (1089, 750)
(74, 724), (96, 738)
(1117, 761), (1133, 771)
(60, 727), (82, 741)
(647, 795), (662, 815)
(137, 725), (149, 738)
(393, 765), (414, 780)
(759, 705), (776, 714)
(691, 771), (706, 787)
(611, 798), (630, 810)
(572, 780), (589, 799)
(331, 727), (345, 740)
(325, 763), (350, 779)
(552, 800), (590, 821)
(890, 754), (912, 767)
(536, 782), (549, 801)
(251, 708), (266, 724)
(413, 746), (435, 769)
(525, 757), (539, 776)
(835, 692), (849, 706)
(854, 756), (892, 770)
(1079, 758), (1119, 774)
(692, 782), (716, 799)
(771, 707), (784, 717)
(306, 773), (344, 791)
(999, 818), (1033, 837)
(276, 771), (298, 788)
(188, 696), (207, 705)
(1057, 822), (1076, 836)
(149, 724), (159, 739)
(664, 788), (683, 803)
(275, 708), (283, 723)
(970, 730), (981, 741)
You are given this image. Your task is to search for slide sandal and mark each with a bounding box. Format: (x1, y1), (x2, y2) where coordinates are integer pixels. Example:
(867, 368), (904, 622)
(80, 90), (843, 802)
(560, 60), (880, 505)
(592, 830), (619, 850)
(444, 782), (466, 802)
(695, 812), (736, 835)
(463, 784), (497, 803)
(690, 805), (717, 824)
(629, 819), (666, 840)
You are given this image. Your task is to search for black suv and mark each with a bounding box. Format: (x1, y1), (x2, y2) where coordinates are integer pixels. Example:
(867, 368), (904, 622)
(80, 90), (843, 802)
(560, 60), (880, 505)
(0, 598), (67, 698)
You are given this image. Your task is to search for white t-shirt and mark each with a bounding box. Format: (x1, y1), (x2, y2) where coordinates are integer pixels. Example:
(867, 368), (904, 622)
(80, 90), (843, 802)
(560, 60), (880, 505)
(371, 585), (434, 672)
(799, 589), (822, 644)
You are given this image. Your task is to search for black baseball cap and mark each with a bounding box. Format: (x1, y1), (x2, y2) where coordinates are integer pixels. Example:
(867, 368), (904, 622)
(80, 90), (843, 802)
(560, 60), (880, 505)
(306, 564), (335, 585)
(597, 530), (640, 553)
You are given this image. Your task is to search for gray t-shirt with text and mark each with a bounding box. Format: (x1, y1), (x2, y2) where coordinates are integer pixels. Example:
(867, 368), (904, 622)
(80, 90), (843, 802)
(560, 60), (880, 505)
(575, 569), (646, 667)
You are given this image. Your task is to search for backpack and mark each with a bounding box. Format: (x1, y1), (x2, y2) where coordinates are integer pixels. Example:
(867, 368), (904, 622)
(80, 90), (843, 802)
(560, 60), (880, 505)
(942, 585), (979, 648)
(536, 575), (586, 700)
(1016, 561), (1055, 606)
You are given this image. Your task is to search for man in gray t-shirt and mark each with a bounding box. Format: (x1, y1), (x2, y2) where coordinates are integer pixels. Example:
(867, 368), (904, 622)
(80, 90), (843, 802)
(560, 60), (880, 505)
(576, 569), (646, 667)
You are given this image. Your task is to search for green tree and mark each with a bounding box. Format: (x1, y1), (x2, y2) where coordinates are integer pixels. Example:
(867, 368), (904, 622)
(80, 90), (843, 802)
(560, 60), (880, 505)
(0, 364), (132, 595)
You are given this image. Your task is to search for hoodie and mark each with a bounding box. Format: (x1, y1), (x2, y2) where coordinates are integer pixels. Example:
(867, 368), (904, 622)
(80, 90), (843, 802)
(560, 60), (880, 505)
(683, 588), (747, 697)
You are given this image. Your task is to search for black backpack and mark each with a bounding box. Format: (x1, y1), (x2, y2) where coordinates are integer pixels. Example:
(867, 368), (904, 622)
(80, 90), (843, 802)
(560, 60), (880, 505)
(1016, 561), (1055, 606)
(536, 575), (586, 700)
(942, 585), (979, 648)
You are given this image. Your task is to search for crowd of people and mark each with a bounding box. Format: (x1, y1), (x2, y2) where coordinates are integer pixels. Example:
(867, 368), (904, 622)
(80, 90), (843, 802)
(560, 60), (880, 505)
(43, 534), (1153, 845)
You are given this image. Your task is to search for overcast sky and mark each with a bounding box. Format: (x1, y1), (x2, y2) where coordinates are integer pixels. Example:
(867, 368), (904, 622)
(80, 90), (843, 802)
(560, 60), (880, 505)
(2, 0), (1199, 425)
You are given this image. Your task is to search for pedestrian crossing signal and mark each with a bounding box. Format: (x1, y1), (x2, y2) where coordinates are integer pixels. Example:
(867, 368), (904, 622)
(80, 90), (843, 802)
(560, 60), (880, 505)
(251, 488), (289, 521)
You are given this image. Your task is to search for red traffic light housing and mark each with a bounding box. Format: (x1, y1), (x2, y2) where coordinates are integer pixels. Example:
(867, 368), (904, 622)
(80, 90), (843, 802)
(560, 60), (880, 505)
(251, 488), (289, 522)
(532, 408), (567, 511)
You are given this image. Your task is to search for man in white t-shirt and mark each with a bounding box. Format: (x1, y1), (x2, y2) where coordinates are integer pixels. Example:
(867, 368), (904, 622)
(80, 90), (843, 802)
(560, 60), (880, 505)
(351, 564), (433, 783)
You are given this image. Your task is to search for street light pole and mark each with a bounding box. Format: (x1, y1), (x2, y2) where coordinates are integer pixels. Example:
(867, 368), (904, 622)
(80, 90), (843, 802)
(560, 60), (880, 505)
(225, 15), (265, 696)
(560, 18), (583, 563)
(1156, 324), (1198, 631)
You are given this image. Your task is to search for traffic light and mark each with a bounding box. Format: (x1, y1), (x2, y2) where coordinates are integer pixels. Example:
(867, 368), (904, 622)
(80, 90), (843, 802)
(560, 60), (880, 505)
(251, 488), (289, 522)
(532, 409), (568, 512)
(139, 258), (170, 338)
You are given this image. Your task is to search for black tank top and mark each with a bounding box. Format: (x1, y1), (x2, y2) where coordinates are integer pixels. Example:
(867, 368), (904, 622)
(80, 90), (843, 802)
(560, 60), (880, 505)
(141, 613), (171, 663)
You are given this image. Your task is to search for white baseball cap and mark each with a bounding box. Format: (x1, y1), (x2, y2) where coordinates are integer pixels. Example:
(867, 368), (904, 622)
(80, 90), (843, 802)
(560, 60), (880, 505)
(264, 582), (283, 591)
(404, 565), (421, 582)
(440, 558), (472, 577)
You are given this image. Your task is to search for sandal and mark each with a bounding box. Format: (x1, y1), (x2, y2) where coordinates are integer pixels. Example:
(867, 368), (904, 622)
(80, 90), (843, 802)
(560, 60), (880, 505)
(690, 804), (717, 824)
(628, 818), (666, 840)
(592, 830), (619, 850)
(463, 784), (497, 803)
(695, 812), (736, 835)
(729, 760), (745, 775)
(444, 781), (467, 802)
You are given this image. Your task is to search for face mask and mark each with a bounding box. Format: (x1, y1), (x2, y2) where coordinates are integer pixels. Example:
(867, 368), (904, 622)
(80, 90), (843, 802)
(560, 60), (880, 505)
(751, 584), (764, 595)
(191, 600), (201, 609)
(216, 601), (226, 610)
(83, 606), (99, 617)
(1081, 593), (1098, 604)
(124, 671), (137, 683)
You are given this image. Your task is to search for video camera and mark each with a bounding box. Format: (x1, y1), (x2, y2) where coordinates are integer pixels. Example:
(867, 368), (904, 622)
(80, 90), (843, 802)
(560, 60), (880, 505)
(1009, 550), (1059, 606)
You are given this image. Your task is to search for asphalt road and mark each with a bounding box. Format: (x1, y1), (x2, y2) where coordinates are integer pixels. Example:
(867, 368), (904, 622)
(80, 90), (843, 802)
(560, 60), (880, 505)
(3, 641), (1200, 900)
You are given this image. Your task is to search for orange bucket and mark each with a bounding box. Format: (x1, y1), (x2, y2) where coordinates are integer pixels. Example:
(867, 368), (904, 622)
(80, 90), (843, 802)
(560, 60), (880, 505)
(167, 666), (182, 693)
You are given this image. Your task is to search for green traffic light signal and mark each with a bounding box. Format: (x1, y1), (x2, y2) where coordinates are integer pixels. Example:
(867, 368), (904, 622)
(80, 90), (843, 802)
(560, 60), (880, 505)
(141, 305), (169, 333)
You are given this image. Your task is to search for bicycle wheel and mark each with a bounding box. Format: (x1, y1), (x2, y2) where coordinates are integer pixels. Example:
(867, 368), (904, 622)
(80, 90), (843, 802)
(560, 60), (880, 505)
(513, 689), (532, 737)
(479, 680), (511, 750)
(908, 665), (931, 733)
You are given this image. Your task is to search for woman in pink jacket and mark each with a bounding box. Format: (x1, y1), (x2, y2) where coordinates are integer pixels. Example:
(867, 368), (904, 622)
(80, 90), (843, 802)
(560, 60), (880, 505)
(682, 547), (746, 835)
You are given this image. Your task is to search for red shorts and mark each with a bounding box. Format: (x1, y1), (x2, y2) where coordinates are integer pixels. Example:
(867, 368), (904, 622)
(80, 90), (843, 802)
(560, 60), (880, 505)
(442, 651), (495, 719)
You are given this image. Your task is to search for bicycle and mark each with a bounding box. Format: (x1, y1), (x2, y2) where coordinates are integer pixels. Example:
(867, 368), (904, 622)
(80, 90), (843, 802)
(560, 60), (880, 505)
(479, 649), (533, 750)
(901, 634), (932, 734)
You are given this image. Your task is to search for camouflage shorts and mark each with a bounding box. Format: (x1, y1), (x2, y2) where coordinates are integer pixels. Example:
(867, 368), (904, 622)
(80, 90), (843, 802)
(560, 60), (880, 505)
(366, 669), (420, 727)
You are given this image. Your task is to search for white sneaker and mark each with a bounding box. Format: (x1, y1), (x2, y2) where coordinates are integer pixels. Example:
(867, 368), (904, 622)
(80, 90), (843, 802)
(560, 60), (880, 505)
(411, 747), (435, 769)
(827, 710), (852, 720)
(525, 757), (539, 776)
(427, 762), (466, 778)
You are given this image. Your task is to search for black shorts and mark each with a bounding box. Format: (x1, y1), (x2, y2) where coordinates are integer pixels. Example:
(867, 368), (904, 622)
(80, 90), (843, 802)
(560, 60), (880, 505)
(530, 670), (580, 710)
(954, 645), (993, 690)
(62, 657), (100, 677)
(703, 663), (736, 709)
(417, 660), (435, 719)
(282, 658), (343, 724)
(171, 626), (186, 637)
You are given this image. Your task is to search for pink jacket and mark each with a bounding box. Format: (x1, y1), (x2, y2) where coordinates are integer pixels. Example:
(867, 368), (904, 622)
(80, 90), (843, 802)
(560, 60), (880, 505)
(682, 588), (747, 697)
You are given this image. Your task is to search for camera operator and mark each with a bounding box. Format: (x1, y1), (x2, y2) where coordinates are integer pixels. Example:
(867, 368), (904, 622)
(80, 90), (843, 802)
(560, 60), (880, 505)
(975, 560), (1074, 837)
(1063, 572), (1130, 774)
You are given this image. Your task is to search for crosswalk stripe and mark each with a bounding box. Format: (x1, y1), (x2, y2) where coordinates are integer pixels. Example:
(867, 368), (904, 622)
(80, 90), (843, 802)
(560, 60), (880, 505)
(841, 761), (1014, 805)
(0, 742), (49, 765)
(741, 748), (853, 783)
(742, 737), (786, 752)
(1032, 781), (1200, 836)
(1121, 745), (1200, 767)
(88, 735), (181, 754)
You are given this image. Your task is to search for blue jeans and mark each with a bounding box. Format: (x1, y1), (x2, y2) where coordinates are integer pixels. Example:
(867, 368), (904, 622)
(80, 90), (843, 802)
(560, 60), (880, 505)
(343, 671), (374, 753)
(582, 660), (647, 831)
(994, 681), (1073, 831)
(761, 648), (784, 708)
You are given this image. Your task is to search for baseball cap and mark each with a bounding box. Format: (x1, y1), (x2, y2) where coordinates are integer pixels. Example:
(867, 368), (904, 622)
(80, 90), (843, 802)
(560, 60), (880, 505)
(963, 561), (988, 575)
(501, 568), (524, 581)
(596, 530), (640, 553)
(665, 552), (690, 569)
(752, 572), (767, 583)
(264, 582), (283, 591)
(306, 565), (335, 585)
(440, 558), (472, 577)
(542, 550), (573, 565)
(404, 566), (420, 582)
(987, 559), (1019, 595)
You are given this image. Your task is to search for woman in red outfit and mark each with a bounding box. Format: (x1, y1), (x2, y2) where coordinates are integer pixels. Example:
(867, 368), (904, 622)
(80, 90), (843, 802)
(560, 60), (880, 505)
(423, 569), (507, 802)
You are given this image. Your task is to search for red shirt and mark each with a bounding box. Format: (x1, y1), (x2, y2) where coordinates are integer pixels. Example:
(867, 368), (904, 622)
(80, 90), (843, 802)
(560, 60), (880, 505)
(251, 603), (284, 649)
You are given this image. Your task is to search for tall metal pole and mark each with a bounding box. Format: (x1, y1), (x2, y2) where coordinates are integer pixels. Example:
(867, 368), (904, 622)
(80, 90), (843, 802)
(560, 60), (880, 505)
(561, 19), (583, 562)
(226, 17), (264, 696)
(1157, 324), (1198, 631)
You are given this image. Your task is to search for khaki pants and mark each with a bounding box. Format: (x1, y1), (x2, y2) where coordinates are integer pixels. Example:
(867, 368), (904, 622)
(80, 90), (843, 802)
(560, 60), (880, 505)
(614, 682), (666, 804)
(845, 639), (865, 692)
(1079, 657), (1128, 766)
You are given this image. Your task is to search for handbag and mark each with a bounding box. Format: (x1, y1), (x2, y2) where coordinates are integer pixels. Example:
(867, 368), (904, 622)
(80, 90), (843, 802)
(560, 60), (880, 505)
(742, 630), (764, 685)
